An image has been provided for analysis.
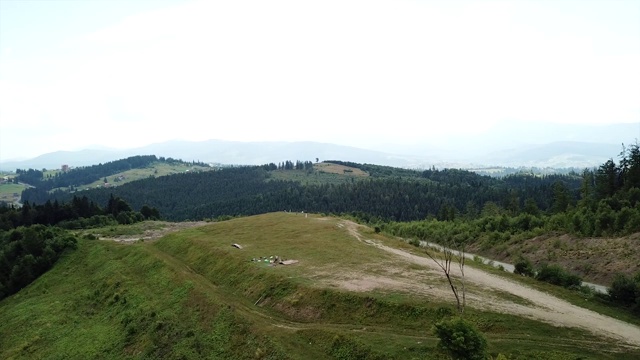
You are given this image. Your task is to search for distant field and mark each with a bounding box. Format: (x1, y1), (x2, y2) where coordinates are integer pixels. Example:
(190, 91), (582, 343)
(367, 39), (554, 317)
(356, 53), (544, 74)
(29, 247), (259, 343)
(43, 169), (61, 178)
(55, 162), (212, 191)
(0, 183), (26, 204)
(269, 162), (369, 185)
(315, 162), (369, 176)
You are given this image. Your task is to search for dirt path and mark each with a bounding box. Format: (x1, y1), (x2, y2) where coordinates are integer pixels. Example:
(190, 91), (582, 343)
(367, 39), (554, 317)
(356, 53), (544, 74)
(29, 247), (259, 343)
(342, 220), (640, 348)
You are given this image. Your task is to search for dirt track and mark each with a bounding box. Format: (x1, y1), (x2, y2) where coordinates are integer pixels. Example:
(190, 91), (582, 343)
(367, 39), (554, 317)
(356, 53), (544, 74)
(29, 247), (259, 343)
(342, 220), (640, 348)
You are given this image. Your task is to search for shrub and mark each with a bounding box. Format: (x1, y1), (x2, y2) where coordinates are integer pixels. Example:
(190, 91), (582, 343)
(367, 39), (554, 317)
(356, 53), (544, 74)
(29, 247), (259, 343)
(609, 273), (638, 305)
(535, 264), (582, 289)
(433, 318), (487, 360)
(514, 257), (534, 277)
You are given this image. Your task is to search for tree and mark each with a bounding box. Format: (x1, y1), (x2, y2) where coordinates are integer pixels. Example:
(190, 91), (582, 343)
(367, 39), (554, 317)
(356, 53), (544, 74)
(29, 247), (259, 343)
(523, 197), (540, 216)
(551, 181), (571, 213)
(425, 241), (466, 314)
(595, 159), (619, 199)
(579, 168), (595, 209)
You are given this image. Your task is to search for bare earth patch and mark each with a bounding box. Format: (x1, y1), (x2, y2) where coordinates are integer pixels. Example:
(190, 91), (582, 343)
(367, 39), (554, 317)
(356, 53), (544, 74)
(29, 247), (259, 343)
(477, 232), (640, 285)
(98, 221), (208, 243)
(338, 220), (640, 348)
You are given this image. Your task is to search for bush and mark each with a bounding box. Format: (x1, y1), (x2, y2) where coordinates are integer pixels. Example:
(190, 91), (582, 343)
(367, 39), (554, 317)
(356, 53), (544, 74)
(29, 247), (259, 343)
(433, 318), (487, 360)
(609, 273), (638, 305)
(514, 257), (534, 277)
(535, 264), (582, 289)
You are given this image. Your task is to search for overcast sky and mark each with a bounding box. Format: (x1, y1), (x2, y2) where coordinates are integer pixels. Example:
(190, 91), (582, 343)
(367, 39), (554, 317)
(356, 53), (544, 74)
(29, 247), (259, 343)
(1, 0), (639, 161)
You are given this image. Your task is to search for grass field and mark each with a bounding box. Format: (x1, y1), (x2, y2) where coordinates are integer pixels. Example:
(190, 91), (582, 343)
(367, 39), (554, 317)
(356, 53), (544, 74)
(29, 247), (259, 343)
(53, 162), (212, 191)
(268, 162), (369, 185)
(0, 183), (27, 204)
(1, 213), (639, 359)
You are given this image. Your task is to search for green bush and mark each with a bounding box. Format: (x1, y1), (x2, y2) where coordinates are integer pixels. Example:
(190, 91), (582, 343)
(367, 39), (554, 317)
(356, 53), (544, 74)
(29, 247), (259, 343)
(609, 273), (639, 306)
(513, 257), (534, 277)
(535, 264), (582, 289)
(433, 317), (487, 360)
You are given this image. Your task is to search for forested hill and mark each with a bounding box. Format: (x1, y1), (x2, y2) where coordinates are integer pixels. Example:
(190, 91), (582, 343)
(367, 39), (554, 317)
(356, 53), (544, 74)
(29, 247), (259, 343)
(23, 160), (582, 222)
(16, 155), (209, 193)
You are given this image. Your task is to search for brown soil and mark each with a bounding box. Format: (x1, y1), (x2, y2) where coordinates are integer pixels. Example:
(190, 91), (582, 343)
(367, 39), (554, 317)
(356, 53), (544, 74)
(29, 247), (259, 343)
(97, 221), (208, 243)
(475, 232), (640, 286)
(340, 220), (640, 348)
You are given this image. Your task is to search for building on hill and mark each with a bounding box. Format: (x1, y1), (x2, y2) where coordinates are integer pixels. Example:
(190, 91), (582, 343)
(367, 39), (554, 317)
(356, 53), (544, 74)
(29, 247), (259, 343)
(61, 164), (69, 172)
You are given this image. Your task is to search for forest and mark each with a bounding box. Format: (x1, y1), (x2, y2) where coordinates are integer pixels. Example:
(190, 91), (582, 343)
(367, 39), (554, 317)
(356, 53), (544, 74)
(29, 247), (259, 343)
(14, 145), (639, 238)
(16, 155), (209, 198)
(3, 143), (640, 312)
(24, 160), (583, 223)
(0, 196), (158, 300)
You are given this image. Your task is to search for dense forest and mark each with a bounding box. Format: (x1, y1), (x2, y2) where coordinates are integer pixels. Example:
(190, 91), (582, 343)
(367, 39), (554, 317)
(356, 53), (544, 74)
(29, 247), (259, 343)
(383, 142), (640, 239)
(24, 160), (583, 224)
(0, 195), (156, 300)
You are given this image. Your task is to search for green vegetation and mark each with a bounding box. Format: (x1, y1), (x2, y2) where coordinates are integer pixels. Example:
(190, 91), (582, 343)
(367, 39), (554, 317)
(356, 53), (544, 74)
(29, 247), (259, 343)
(433, 318), (487, 360)
(268, 163), (368, 186)
(19, 155), (210, 204)
(0, 225), (77, 299)
(4, 144), (640, 358)
(609, 273), (640, 313)
(2, 213), (637, 359)
(535, 264), (582, 289)
(0, 183), (27, 205)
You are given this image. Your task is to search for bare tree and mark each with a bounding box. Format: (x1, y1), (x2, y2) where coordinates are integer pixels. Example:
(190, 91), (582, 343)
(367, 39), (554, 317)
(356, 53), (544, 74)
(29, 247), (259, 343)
(425, 241), (466, 315)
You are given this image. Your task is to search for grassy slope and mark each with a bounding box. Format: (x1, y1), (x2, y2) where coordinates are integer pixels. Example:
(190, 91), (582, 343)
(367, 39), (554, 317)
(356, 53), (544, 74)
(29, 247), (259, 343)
(1, 213), (639, 359)
(0, 183), (27, 204)
(268, 162), (369, 185)
(54, 162), (212, 192)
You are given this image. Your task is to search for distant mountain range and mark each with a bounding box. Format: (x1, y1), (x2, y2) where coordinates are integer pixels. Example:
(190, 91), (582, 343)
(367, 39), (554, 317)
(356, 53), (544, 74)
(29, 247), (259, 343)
(1, 122), (637, 171)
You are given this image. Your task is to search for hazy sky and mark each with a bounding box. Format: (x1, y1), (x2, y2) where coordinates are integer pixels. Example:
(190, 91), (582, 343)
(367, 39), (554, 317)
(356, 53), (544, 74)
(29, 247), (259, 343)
(1, 0), (639, 161)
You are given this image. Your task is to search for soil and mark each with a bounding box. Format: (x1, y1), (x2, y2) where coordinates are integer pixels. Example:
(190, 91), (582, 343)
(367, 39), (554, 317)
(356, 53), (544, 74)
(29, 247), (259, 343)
(474, 232), (640, 286)
(340, 220), (640, 348)
(97, 221), (208, 243)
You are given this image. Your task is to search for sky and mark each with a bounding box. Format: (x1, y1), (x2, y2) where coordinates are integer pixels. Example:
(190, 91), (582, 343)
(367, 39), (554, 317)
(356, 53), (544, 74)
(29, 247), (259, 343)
(1, 0), (639, 161)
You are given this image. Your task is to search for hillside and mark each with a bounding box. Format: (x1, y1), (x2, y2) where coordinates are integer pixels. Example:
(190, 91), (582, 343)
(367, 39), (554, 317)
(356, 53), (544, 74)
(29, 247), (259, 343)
(1, 213), (639, 359)
(26, 161), (581, 222)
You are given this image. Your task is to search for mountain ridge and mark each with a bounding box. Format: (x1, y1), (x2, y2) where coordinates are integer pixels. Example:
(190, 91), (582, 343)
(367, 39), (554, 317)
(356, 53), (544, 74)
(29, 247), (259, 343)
(1, 121), (637, 172)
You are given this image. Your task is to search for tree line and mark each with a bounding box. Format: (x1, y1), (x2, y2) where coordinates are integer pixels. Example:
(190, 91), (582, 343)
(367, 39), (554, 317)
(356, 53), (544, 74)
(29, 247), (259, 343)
(16, 155), (210, 196)
(0, 195), (160, 231)
(0, 195), (158, 300)
(26, 160), (583, 224)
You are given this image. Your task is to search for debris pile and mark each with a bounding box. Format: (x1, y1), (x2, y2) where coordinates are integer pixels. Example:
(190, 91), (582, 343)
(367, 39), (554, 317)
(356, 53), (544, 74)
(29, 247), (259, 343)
(251, 255), (299, 266)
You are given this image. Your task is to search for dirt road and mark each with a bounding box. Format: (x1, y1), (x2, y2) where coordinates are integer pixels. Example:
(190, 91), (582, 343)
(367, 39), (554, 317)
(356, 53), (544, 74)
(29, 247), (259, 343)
(342, 220), (640, 348)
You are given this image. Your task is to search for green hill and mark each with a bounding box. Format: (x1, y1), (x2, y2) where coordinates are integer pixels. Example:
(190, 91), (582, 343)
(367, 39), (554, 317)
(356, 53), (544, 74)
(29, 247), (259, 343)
(1, 213), (638, 359)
